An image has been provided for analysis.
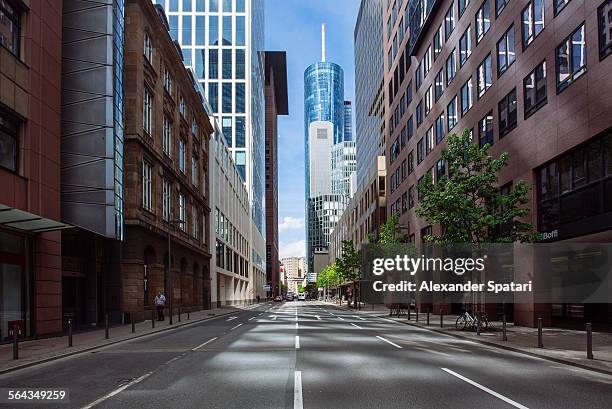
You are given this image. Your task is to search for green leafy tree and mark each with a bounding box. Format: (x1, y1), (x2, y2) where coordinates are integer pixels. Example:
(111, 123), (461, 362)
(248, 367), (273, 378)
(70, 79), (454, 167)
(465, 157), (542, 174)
(416, 129), (540, 244)
(337, 240), (362, 307)
(378, 214), (407, 244)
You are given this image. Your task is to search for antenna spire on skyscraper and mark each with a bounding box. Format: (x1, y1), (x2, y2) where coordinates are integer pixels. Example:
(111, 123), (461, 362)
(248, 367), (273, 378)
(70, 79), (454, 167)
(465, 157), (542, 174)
(321, 23), (326, 62)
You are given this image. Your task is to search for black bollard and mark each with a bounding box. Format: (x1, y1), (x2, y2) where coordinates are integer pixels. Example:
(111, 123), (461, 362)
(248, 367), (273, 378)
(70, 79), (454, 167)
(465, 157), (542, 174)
(131, 314), (135, 333)
(68, 319), (73, 347)
(427, 309), (430, 326)
(502, 314), (507, 341)
(13, 324), (18, 360)
(152, 310), (155, 328)
(187, 311), (190, 320)
(105, 314), (109, 339)
(416, 308), (419, 323)
(440, 309), (443, 328)
(586, 323), (593, 359)
(537, 318), (543, 348)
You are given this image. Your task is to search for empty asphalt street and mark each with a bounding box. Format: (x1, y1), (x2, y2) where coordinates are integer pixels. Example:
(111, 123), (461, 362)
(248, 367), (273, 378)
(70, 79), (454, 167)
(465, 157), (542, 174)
(1, 301), (611, 409)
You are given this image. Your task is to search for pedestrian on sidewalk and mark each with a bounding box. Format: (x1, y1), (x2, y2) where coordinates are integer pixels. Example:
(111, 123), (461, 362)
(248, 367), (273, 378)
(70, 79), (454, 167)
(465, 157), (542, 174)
(155, 292), (166, 321)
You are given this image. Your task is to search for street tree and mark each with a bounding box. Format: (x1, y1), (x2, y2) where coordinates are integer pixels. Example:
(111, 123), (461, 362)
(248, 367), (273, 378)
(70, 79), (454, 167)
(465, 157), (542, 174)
(337, 240), (362, 308)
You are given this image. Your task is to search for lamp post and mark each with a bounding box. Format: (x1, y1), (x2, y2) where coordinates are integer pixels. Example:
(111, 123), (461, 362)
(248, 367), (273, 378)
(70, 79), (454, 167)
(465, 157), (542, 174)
(166, 212), (185, 325)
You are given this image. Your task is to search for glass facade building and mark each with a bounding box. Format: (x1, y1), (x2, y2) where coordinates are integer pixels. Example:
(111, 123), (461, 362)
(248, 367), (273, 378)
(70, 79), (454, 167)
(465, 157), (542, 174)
(354, 0), (385, 187)
(157, 0), (266, 236)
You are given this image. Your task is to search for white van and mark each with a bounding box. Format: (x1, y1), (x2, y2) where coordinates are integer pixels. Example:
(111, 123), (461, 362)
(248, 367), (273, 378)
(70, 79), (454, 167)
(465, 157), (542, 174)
(298, 293), (306, 301)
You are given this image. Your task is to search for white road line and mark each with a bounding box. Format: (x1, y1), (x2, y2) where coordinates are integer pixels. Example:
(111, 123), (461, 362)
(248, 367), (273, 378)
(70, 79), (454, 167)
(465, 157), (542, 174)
(376, 335), (403, 349)
(296, 322), (299, 329)
(294, 371), (303, 409)
(271, 315), (277, 320)
(441, 368), (530, 409)
(295, 335), (300, 349)
(350, 323), (362, 329)
(192, 337), (218, 351)
(226, 316), (238, 321)
(353, 315), (366, 321)
(81, 371), (153, 409)
(248, 317), (255, 321)
(337, 316), (345, 321)
(230, 323), (243, 330)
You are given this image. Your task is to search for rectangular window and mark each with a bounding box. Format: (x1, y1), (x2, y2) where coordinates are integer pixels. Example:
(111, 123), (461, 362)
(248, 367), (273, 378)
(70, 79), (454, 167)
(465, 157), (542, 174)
(460, 25), (472, 66)
(522, 0), (545, 49)
(600, 1), (612, 59)
(477, 53), (492, 98)
(222, 117), (232, 146)
(179, 193), (186, 232)
(236, 0), (245, 12)
(461, 77), (473, 115)
(554, 0), (571, 15)
(208, 82), (218, 113)
(192, 155), (198, 186)
(222, 49), (232, 79)
(222, 83), (232, 113)
(222, 16), (232, 45)
(236, 16), (245, 46)
(236, 49), (245, 79)
(163, 117), (172, 155)
(459, 0), (471, 17)
(209, 49), (218, 79)
(446, 49), (457, 85)
(497, 24), (515, 76)
(556, 24), (586, 92)
(144, 32), (153, 62)
(424, 86), (433, 117)
(209, 15), (219, 45)
(406, 81), (413, 104)
(408, 151), (414, 174)
(445, 2), (456, 40)
(423, 45), (432, 75)
(179, 96), (186, 117)
(163, 179), (170, 221)
(475, 0), (491, 43)
(143, 88), (152, 134)
(0, 109), (19, 172)
(496, 0), (509, 16)
(182, 16), (192, 46)
(192, 205), (199, 239)
(417, 138), (425, 164)
(436, 158), (446, 182)
(164, 67), (173, 93)
(435, 69), (444, 101)
(416, 100), (423, 128)
(235, 116), (246, 148)
(235, 83), (245, 113)
(523, 61), (547, 118)
(195, 16), (205, 45)
(435, 114), (445, 144)
(0, 0), (20, 56)
(415, 62), (423, 89)
(498, 88), (517, 138)
(408, 185), (415, 209)
(407, 116), (414, 141)
(434, 25), (443, 60)
(426, 126), (434, 155)
(143, 160), (152, 211)
(447, 96), (458, 131)
(179, 138), (187, 173)
(478, 112), (494, 147)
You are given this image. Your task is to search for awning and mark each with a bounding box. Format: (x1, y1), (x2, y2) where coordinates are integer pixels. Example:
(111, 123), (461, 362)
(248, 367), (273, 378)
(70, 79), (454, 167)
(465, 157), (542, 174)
(0, 204), (72, 233)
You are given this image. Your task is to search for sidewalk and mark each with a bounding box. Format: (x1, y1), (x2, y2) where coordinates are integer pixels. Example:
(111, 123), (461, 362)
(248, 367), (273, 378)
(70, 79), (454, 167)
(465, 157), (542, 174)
(0, 305), (258, 374)
(334, 302), (612, 376)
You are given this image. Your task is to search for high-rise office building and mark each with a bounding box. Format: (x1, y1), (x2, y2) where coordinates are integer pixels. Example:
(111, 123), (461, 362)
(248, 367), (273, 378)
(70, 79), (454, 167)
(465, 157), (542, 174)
(157, 0), (267, 299)
(304, 24), (354, 280)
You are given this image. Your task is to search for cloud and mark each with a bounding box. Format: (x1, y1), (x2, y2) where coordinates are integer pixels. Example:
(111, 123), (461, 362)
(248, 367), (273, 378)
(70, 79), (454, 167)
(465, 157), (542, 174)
(280, 240), (306, 259)
(278, 216), (304, 232)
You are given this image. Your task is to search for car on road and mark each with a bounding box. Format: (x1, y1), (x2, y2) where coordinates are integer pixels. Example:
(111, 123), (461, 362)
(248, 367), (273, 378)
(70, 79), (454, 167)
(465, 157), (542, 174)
(285, 293), (294, 301)
(298, 293), (306, 301)
(274, 296), (283, 302)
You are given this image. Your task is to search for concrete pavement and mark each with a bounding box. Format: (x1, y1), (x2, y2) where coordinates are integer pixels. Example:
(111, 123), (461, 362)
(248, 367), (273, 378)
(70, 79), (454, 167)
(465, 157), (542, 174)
(1, 301), (611, 408)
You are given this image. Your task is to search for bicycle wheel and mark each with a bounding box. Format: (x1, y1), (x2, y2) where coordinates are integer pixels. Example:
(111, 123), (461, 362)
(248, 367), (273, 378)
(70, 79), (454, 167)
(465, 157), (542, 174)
(455, 315), (467, 330)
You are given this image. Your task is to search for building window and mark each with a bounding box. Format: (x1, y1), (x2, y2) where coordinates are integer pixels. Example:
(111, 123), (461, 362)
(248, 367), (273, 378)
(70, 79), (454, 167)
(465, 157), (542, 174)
(478, 112), (494, 147)
(556, 24), (586, 93)
(408, 151), (414, 174)
(163, 117), (172, 156)
(236, 49), (245, 79)
(144, 32), (153, 62)
(554, 0), (571, 16)
(446, 48), (457, 85)
(208, 83), (218, 113)
(163, 179), (171, 221)
(425, 126), (434, 155)
(423, 45), (432, 76)
(222, 117), (232, 146)
(460, 25), (472, 66)
(143, 160), (152, 211)
(192, 205), (199, 239)
(447, 96), (458, 131)
(408, 185), (415, 209)
(235, 116), (246, 148)
(477, 54), (492, 98)
(461, 77), (473, 115)
(163, 67), (173, 94)
(522, 0), (545, 49)
(143, 88), (152, 134)
(417, 137), (425, 164)
(424, 86), (433, 116)
(179, 96), (186, 117)
(415, 61), (423, 89)
(523, 60), (547, 118)
(179, 193), (186, 232)
(436, 158), (446, 182)
(498, 88), (517, 138)
(416, 100), (423, 128)
(459, 0), (471, 17)
(407, 116), (414, 141)
(435, 114), (445, 144)
(0, 109), (19, 172)
(209, 49), (218, 79)
(496, 0), (509, 16)
(222, 49), (232, 79)
(0, 0), (20, 56)
(445, 2), (456, 40)
(497, 25), (515, 77)
(401, 192), (408, 213)
(179, 138), (187, 173)
(435, 69), (444, 101)
(434, 24), (443, 60)
(192, 155), (198, 186)
(236, 83), (246, 113)
(222, 83), (232, 113)
(600, 1), (612, 59)
(475, 0), (491, 43)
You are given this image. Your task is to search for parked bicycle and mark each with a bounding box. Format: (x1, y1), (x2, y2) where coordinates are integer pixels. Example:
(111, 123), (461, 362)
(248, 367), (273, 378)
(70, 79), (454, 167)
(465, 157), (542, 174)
(455, 310), (489, 331)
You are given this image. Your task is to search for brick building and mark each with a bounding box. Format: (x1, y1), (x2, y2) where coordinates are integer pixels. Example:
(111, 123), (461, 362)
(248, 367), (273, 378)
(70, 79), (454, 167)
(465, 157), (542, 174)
(0, 0), (66, 338)
(384, 0), (612, 326)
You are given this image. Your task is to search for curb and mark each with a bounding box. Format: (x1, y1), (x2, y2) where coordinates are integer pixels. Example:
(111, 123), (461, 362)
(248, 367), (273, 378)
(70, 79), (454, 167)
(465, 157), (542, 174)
(0, 306), (260, 376)
(331, 304), (612, 378)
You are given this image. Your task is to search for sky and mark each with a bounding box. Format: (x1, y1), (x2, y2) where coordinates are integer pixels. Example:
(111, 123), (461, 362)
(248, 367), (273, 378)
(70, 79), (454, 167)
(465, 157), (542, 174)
(265, 0), (361, 260)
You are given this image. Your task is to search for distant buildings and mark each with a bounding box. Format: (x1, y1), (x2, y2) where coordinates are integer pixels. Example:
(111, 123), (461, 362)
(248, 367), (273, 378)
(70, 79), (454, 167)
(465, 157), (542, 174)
(281, 256), (306, 294)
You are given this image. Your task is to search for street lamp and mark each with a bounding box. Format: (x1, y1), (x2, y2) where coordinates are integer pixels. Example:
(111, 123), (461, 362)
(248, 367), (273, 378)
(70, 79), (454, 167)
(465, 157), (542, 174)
(166, 212), (185, 325)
